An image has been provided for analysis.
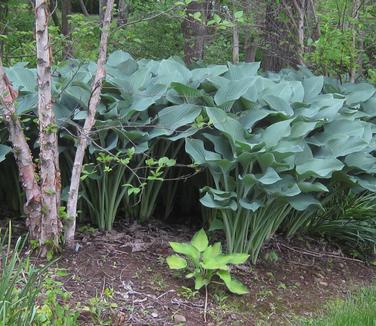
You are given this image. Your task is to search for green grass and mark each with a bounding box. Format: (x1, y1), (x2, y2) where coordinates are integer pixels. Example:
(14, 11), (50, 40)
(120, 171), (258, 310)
(303, 284), (376, 326)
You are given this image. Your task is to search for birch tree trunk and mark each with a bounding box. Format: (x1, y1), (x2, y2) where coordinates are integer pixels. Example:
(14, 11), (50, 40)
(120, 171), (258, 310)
(0, 62), (42, 241)
(65, 0), (114, 248)
(35, 0), (61, 254)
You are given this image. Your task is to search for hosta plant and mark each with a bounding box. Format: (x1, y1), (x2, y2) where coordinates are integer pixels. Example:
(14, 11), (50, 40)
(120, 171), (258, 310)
(166, 229), (249, 295)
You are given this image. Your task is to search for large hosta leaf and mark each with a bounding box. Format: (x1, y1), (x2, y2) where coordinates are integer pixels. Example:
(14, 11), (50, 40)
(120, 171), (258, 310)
(214, 78), (254, 106)
(157, 104), (202, 135)
(296, 158), (344, 178)
(206, 107), (246, 143)
(185, 138), (221, 164)
(0, 145), (11, 162)
(303, 76), (323, 102)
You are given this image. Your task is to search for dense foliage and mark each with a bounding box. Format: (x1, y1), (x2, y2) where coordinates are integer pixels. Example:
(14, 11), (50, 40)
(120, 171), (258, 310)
(1, 51), (376, 262)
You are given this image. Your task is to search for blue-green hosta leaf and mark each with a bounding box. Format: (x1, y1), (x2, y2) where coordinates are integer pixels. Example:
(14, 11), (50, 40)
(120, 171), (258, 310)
(224, 62), (260, 80)
(169, 242), (200, 263)
(263, 95), (293, 116)
(5, 65), (36, 93)
(200, 192), (238, 211)
(354, 176), (376, 192)
(272, 139), (305, 154)
(16, 94), (37, 114)
(290, 121), (317, 138)
(107, 50), (138, 74)
(191, 65), (228, 85)
(296, 158), (344, 178)
(239, 199), (262, 212)
(185, 138), (221, 164)
(303, 76), (323, 102)
(191, 229), (209, 252)
(288, 194), (321, 211)
(206, 107), (246, 143)
(265, 176), (301, 197)
(214, 78), (254, 106)
(345, 152), (376, 173)
(203, 133), (234, 160)
(216, 270), (249, 294)
(65, 85), (91, 108)
(257, 167), (282, 185)
(344, 83), (375, 105)
(289, 80), (305, 103)
(262, 120), (292, 147)
(0, 144), (11, 162)
(298, 181), (328, 192)
(323, 136), (369, 157)
(157, 104), (202, 135)
(130, 84), (168, 112)
(170, 82), (214, 106)
(362, 96), (376, 117)
(166, 255), (187, 269)
(157, 58), (192, 85)
(239, 108), (272, 130)
(167, 127), (199, 141)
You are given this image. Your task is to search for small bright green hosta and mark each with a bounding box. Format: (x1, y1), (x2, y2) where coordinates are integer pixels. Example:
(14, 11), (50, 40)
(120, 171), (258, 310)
(166, 229), (249, 295)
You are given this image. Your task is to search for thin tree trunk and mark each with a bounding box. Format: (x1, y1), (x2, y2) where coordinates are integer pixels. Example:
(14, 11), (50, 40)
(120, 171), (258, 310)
(0, 62), (42, 241)
(49, 0), (60, 29)
(308, 0), (320, 41)
(79, 0), (90, 16)
(350, 0), (361, 83)
(35, 0), (62, 255)
(244, 38), (257, 62)
(181, 0), (210, 65)
(232, 23), (240, 64)
(294, 0), (305, 65)
(61, 0), (73, 59)
(117, 0), (128, 26)
(99, 0), (107, 26)
(65, 0), (114, 248)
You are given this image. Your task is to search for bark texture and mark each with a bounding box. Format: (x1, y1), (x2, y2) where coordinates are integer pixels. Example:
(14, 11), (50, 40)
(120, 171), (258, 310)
(0, 62), (42, 241)
(65, 0), (114, 247)
(350, 0), (361, 82)
(61, 0), (73, 59)
(181, 0), (212, 65)
(117, 0), (128, 26)
(35, 0), (62, 253)
(262, 0), (306, 71)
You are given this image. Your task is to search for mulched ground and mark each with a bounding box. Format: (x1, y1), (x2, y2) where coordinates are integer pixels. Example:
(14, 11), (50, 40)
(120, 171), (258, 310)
(54, 222), (375, 325)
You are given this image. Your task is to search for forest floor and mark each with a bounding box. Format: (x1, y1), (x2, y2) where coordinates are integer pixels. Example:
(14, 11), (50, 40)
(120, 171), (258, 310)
(51, 222), (375, 325)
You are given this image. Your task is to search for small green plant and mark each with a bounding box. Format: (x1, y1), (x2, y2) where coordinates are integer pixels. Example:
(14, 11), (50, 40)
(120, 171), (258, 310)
(177, 286), (199, 300)
(82, 288), (118, 326)
(35, 270), (79, 326)
(166, 229), (249, 295)
(0, 229), (47, 326)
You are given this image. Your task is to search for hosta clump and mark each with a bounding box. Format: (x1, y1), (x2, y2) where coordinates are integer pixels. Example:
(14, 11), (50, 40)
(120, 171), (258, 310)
(166, 229), (249, 294)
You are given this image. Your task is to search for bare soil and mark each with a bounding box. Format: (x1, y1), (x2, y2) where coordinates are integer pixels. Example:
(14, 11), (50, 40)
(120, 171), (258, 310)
(54, 222), (375, 325)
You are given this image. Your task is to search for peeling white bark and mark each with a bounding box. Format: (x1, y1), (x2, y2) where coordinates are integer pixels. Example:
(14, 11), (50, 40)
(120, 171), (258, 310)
(0, 62), (42, 241)
(35, 0), (62, 254)
(65, 0), (114, 247)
